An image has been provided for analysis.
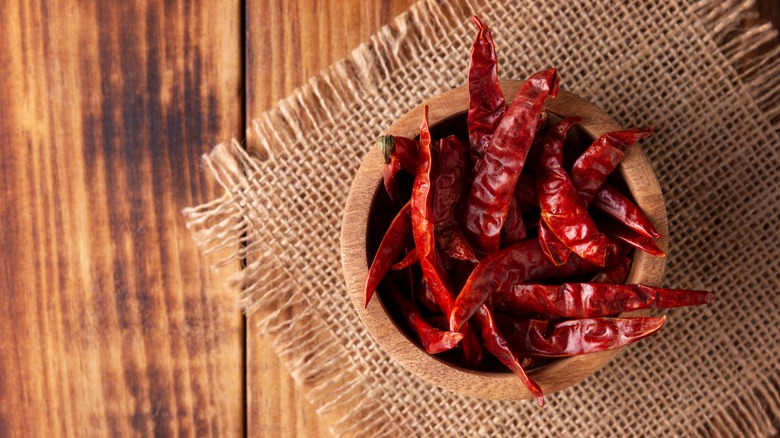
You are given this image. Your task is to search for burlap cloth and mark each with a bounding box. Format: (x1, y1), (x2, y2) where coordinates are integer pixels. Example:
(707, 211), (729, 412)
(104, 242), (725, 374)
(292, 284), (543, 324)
(184, 0), (780, 435)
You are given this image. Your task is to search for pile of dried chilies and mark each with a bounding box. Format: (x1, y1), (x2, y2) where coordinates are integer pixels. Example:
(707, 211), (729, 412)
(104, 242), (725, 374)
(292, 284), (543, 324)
(363, 16), (714, 406)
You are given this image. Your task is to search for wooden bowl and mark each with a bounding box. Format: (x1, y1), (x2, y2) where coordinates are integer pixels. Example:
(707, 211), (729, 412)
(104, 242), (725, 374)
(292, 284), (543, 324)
(340, 80), (668, 400)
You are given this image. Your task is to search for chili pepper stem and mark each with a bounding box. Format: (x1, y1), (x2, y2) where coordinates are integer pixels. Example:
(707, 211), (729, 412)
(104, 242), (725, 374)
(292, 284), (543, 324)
(376, 135), (395, 163)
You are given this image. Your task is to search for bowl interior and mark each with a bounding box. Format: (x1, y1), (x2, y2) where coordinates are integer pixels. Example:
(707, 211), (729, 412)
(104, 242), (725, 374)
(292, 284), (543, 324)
(367, 111), (611, 374)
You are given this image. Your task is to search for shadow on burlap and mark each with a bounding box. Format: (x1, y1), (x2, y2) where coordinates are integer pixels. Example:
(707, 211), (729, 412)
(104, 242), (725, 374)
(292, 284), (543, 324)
(184, 0), (780, 435)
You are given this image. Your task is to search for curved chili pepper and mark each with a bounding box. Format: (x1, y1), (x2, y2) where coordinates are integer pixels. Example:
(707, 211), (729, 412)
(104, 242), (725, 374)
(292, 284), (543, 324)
(378, 135), (419, 203)
(593, 184), (661, 238)
(600, 216), (666, 257)
(364, 201), (412, 307)
(464, 68), (559, 255)
(501, 197), (527, 246)
(590, 256), (631, 284)
(537, 127), (656, 264)
(411, 106), (452, 313)
(433, 135), (477, 261)
(383, 280), (463, 354)
(412, 106), (483, 367)
(473, 305), (544, 406)
(467, 16), (505, 162)
(382, 156), (403, 203)
(392, 247), (418, 270)
(538, 117), (616, 267)
(539, 186), (664, 266)
(450, 238), (604, 331)
(570, 128), (652, 205)
(538, 220), (570, 266)
(536, 135), (570, 267)
(496, 315), (667, 357)
(525, 110), (551, 164)
(493, 283), (714, 317)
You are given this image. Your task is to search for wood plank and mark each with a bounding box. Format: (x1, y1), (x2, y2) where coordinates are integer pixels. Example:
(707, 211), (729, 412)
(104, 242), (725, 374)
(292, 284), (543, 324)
(0, 1), (244, 436)
(244, 1), (414, 436)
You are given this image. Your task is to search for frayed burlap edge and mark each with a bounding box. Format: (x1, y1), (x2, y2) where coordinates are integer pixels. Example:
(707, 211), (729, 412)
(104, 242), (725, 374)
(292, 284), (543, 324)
(183, 0), (780, 436)
(687, 1), (780, 435)
(692, 0), (780, 130)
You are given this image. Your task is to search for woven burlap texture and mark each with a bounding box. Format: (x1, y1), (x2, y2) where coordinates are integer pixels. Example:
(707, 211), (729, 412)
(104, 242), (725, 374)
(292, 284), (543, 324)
(184, 0), (780, 435)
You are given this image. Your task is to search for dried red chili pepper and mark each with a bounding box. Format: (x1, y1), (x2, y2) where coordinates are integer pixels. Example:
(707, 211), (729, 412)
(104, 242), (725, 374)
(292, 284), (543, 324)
(535, 128), (569, 267)
(570, 128), (652, 205)
(525, 110), (551, 164)
(496, 315), (667, 357)
(539, 192), (665, 266)
(364, 201), (412, 307)
(433, 135), (477, 261)
(501, 197), (527, 246)
(411, 106), (453, 313)
(493, 283), (714, 317)
(600, 217), (666, 257)
(532, 135), (658, 266)
(464, 68), (559, 255)
(472, 305), (544, 406)
(412, 106), (483, 367)
(467, 16), (505, 163)
(537, 117), (616, 267)
(593, 184), (661, 238)
(392, 247), (418, 270)
(538, 220), (571, 266)
(378, 134), (419, 203)
(590, 256), (631, 284)
(383, 156), (404, 203)
(537, 128), (657, 248)
(383, 280), (463, 354)
(450, 238), (605, 331)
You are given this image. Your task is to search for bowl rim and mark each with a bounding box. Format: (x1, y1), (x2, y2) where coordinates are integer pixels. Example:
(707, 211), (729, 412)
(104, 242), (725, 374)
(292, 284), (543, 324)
(340, 79), (668, 400)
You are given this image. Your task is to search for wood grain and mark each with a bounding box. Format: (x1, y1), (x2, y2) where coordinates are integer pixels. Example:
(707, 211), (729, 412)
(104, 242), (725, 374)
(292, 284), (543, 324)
(0, 1), (244, 436)
(244, 1), (415, 436)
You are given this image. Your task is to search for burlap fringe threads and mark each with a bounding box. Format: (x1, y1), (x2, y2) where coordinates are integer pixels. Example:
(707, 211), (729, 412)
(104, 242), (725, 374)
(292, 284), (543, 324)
(184, 0), (780, 436)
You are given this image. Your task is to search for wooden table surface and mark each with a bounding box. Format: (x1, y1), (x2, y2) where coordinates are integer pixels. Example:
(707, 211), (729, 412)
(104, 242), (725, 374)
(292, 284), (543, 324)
(1, 1), (777, 436)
